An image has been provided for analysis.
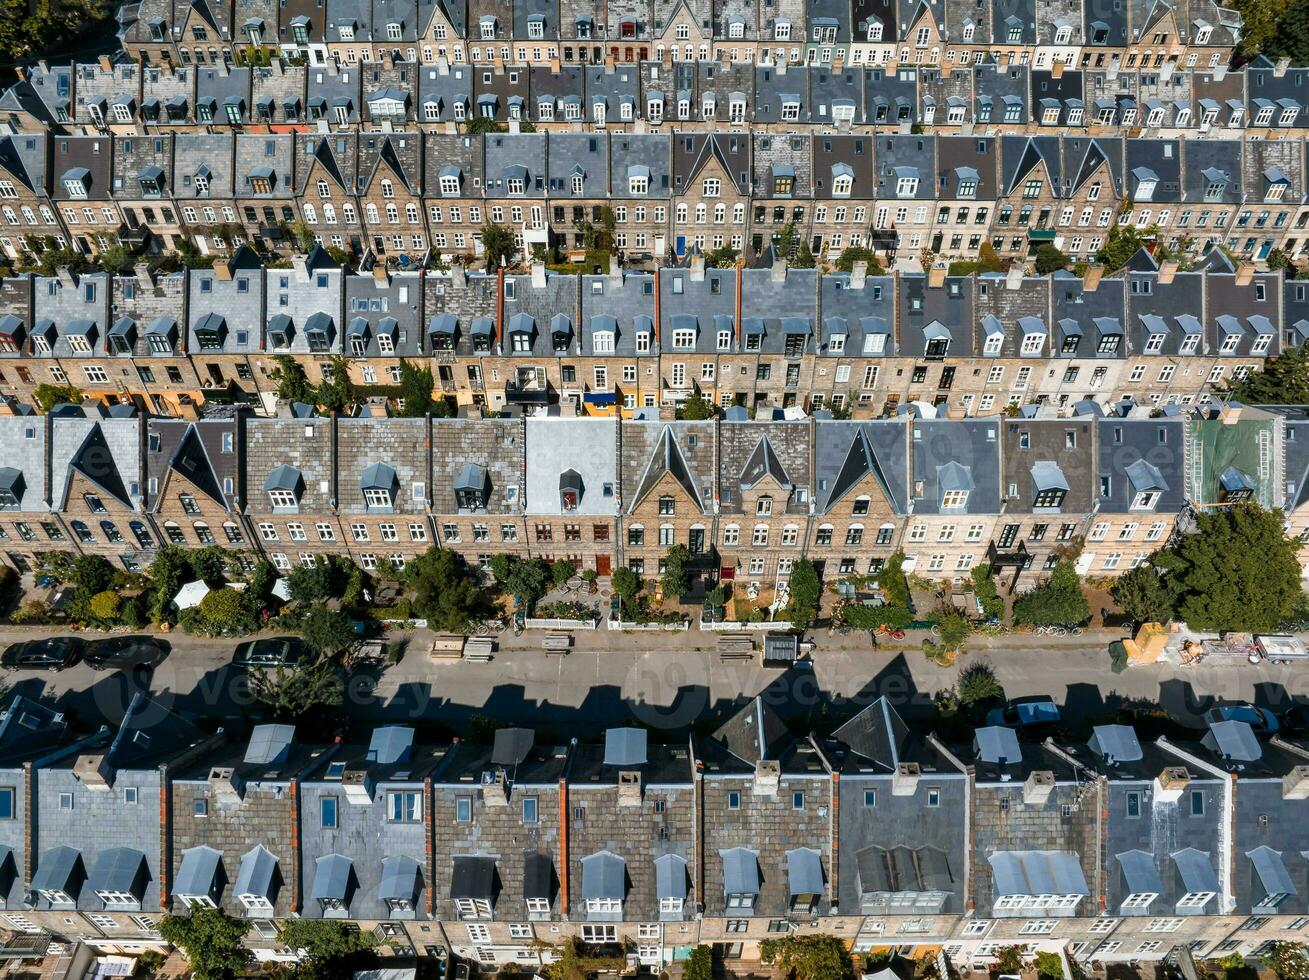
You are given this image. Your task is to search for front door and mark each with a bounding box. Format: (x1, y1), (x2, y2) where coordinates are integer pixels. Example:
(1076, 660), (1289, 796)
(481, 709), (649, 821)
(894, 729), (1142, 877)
(596, 555), (611, 576)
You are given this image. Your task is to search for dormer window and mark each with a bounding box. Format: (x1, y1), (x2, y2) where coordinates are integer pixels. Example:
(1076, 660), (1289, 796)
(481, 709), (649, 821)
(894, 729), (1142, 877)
(479, 17), (495, 39)
(362, 462), (398, 510)
(832, 172), (852, 196)
(560, 469), (582, 511)
(338, 23), (354, 39)
(867, 20), (883, 40)
(265, 465), (303, 511)
(507, 177), (525, 195)
(292, 19), (309, 43)
(1194, 25), (1212, 43)
(775, 20), (791, 40)
(895, 174), (918, 197)
(629, 173), (649, 195)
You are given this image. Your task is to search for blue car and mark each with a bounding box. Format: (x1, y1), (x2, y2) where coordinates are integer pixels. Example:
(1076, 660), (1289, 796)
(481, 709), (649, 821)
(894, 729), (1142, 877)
(1204, 703), (1279, 734)
(986, 698), (1062, 728)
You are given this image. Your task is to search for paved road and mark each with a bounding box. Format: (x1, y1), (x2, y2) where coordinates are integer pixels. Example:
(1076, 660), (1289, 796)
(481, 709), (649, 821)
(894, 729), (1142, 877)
(4, 624), (1309, 736)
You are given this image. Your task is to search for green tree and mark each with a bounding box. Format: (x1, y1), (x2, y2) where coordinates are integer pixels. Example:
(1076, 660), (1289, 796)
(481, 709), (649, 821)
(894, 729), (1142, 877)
(1267, 0), (1309, 63)
(250, 661), (344, 721)
(1033, 243), (1069, 275)
(793, 242), (817, 269)
(271, 354), (315, 405)
(72, 555), (116, 597)
(299, 604), (356, 657)
(32, 383), (81, 413)
(158, 907), (250, 980)
(197, 588), (247, 624)
(1111, 564), (1174, 624)
(405, 547), (488, 631)
(316, 356), (359, 414)
(464, 116), (508, 135)
(1233, 0), (1281, 55)
(88, 590), (122, 622)
(1150, 502), (1302, 632)
(840, 602), (912, 631)
(786, 558), (822, 629)
(661, 545), (691, 600)
(551, 558), (575, 587)
(994, 947), (1026, 975)
(684, 945), (714, 980)
(480, 221), (517, 269)
(679, 387), (716, 420)
(1220, 344), (1309, 404)
(1035, 952), (1066, 980)
(95, 246), (137, 275)
(276, 919), (376, 962)
(759, 934), (853, 980)
(287, 562), (335, 603)
(932, 604), (971, 653)
(1262, 942), (1309, 980)
(396, 359), (437, 416)
(611, 566), (643, 614)
(1268, 247), (1293, 272)
(501, 555), (551, 608)
(977, 241), (1005, 273)
(536, 939), (625, 980)
(1096, 223), (1154, 272)
(1012, 560), (1091, 627)
(957, 660), (1004, 707)
(970, 565), (1005, 621)
(833, 245), (886, 275)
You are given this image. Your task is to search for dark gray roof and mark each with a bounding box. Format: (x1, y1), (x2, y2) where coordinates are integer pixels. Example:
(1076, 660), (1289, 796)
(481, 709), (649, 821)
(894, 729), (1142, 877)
(450, 856), (495, 900)
(32, 845), (82, 895)
(787, 848), (823, 895)
(88, 847), (147, 898)
(492, 728), (534, 766)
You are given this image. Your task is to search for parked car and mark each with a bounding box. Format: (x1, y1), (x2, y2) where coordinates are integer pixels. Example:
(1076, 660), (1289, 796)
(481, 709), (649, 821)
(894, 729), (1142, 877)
(1, 637), (84, 671)
(232, 637), (309, 669)
(83, 636), (170, 671)
(986, 697), (1062, 729)
(1279, 703), (1309, 734)
(1205, 702), (1279, 734)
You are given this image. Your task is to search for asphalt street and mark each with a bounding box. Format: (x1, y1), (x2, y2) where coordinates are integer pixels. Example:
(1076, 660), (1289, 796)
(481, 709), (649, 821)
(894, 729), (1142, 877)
(1, 624), (1306, 738)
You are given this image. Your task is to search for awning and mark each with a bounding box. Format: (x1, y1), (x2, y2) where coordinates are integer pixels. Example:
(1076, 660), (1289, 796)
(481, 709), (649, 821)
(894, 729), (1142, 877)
(583, 391), (616, 406)
(1027, 228), (1057, 240)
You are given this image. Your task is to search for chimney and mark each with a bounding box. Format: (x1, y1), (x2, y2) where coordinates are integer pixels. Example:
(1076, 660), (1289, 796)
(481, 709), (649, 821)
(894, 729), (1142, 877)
(212, 258), (233, 281)
(482, 769), (510, 806)
(549, 56), (561, 73)
(1220, 403), (1243, 425)
(609, 253), (622, 278)
(1283, 766), (1309, 800)
(207, 766), (245, 807)
(1022, 770), (1055, 805)
(1275, 57), (1291, 77)
(134, 263), (155, 288)
(342, 767), (372, 804)
(12, 66), (25, 82)
(850, 260), (868, 290)
(291, 253), (309, 281)
(1235, 263), (1255, 286)
(771, 257), (788, 282)
(753, 760), (780, 797)
(451, 261), (467, 288)
(74, 753), (113, 791)
(56, 266), (77, 289)
(892, 762), (921, 796)
(1051, 61), (1065, 78)
(617, 770), (642, 806)
(1081, 264), (1103, 291)
(1154, 766), (1190, 802)
(467, 403), (483, 420)
(689, 252), (706, 282)
(1005, 264), (1024, 290)
(372, 263), (390, 285)
(98, 55), (113, 72)
(927, 265), (946, 288)
(530, 260), (547, 289)
(1157, 260), (1178, 285)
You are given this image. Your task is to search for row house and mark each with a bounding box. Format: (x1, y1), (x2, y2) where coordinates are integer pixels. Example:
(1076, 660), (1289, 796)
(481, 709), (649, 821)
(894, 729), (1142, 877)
(14, 691), (1309, 969)
(6, 129), (1309, 269)
(106, 0), (1241, 70)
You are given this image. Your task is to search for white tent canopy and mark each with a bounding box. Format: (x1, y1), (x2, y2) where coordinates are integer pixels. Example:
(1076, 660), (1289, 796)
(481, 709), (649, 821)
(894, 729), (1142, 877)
(173, 580), (211, 610)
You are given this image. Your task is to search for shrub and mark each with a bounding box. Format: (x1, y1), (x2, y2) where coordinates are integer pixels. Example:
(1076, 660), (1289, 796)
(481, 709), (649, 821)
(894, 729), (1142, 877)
(197, 588), (247, 625)
(10, 600), (47, 624)
(957, 660), (1004, 707)
(88, 590), (122, 622)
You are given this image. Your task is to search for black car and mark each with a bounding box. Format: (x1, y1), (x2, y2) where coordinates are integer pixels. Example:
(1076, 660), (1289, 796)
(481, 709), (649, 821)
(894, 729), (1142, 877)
(83, 636), (170, 671)
(1, 637), (85, 671)
(232, 636), (309, 668)
(1280, 703), (1309, 734)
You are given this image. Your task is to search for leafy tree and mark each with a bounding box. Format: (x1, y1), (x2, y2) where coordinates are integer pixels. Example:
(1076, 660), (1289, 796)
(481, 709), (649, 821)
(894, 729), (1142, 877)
(276, 919), (376, 962)
(1234, 0), (1281, 55)
(611, 566), (643, 613)
(759, 934), (853, 980)
(465, 117), (508, 135)
(840, 602), (912, 631)
(932, 604), (971, 653)
(536, 940), (625, 980)
(158, 907), (250, 980)
(146, 545), (193, 621)
(95, 246), (136, 275)
(32, 383), (82, 413)
(684, 946), (714, 980)
(1111, 564), (1174, 624)
(397, 359), (438, 417)
(878, 551), (912, 609)
(480, 221), (516, 269)
(994, 947), (1026, 975)
(1012, 560), (1090, 627)
(1267, 0), (1309, 64)
(1219, 344), (1309, 404)
(793, 242), (817, 269)
(704, 245), (739, 268)
(1268, 247), (1293, 272)
(1149, 502), (1302, 632)
(316, 356), (359, 414)
(1263, 942), (1309, 980)
(500, 555), (551, 608)
(679, 387), (716, 420)
(833, 245), (886, 275)
(250, 661), (344, 721)
(661, 545), (691, 600)
(271, 354), (315, 405)
(970, 565), (1005, 620)
(1096, 223), (1155, 272)
(977, 241), (1005, 273)
(287, 562), (335, 603)
(786, 558), (822, 629)
(1035, 952), (1066, 980)
(957, 660), (1004, 707)
(299, 604), (356, 657)
(551, 558), (575, 587)
(197, 588), (246, 623)
(72, 555), (116, 598)
(1033, 243), (1069, 275)
(88, 590), (122, 622)
(405, 548), (488, 631)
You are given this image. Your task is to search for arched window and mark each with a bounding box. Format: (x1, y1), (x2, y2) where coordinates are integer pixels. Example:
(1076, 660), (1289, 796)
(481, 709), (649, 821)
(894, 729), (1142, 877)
(70, 520), (93, 543)
(846, 523), (864, 546)
(194, 521), (215, 544)
(100, 521), (123, 543)
(164, 520), (186, 544)
(129, 520), (153, 548)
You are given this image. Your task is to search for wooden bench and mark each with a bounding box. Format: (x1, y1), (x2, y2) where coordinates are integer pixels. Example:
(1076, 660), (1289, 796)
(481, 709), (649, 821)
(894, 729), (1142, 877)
(543, 633), (572, 654)
(464, 638), (496, 661)
(718, 636), (755, 662)
(428, 634), (466, 661)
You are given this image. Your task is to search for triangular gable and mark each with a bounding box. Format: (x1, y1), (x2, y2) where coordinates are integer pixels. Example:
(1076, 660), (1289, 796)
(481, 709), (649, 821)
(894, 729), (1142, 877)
(165, 424), (227, 508)
(0, 139), (34, 192)
(64, 424), (132, 509)
(632, 425), (702, 513)
(686, 135), (736, 188)
(1197, 247), (1236, 274)
(1006, 138), (1052, 196)
(1137, 0), (1177, 35)
(824, 427), (898, 513)
(1071, 139), (1111, 195)
(905, 0), (943, 34)
(1119, 246), (1160, 273)
(739, 434), (791, 490)
(711, 695), (791, 763)
(366, 136), (415, 195)
(184, 0), (220, 31)
(306, 138), (348, 193)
